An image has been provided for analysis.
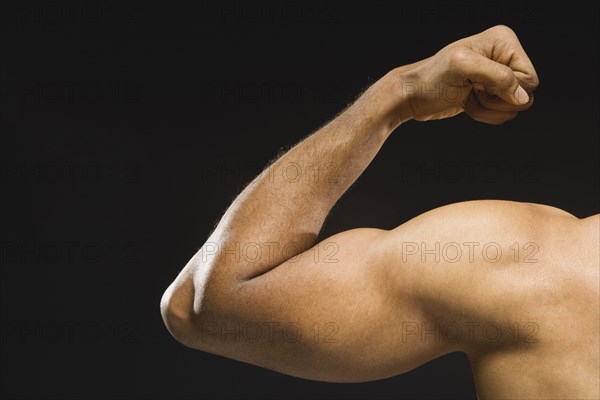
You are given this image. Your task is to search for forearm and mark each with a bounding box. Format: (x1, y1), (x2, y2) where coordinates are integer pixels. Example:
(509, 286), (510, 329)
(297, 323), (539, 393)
(198, 69), (411, 282)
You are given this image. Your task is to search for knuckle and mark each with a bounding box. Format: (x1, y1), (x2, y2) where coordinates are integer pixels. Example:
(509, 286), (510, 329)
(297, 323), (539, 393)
(491, 25), (516, 37)
(518, 72), (539, 92)
(446, 47), (472, 69)
(530, 75), (540, 89)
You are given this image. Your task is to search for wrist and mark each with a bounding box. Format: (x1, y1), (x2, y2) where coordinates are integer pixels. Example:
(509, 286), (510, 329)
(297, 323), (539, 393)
(345, 66), (418, 137)
(381, 67), (417, 130)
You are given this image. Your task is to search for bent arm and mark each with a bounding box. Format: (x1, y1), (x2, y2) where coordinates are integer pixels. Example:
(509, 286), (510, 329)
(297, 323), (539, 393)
(160, 69), (413, 373)
(160, 26), (539, 382)
(160, 66), (411, 329)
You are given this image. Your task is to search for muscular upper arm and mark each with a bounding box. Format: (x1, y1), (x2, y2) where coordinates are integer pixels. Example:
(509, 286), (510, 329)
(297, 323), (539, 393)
(162, 200), (566, 382)
(169, 228), (456, 383)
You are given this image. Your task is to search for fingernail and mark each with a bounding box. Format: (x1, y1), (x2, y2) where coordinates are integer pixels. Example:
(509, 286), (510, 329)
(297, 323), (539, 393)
(514, 85), (529, 104)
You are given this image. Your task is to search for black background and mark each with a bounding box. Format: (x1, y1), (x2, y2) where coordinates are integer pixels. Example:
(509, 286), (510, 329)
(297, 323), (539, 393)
(1, 1), (598, 399)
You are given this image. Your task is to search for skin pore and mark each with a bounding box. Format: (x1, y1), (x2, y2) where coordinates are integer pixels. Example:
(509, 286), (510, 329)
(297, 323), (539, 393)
(160, 26), (600, 399)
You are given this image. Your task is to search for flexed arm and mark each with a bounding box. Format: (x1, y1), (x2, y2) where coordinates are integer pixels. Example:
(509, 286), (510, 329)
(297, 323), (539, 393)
(160, 25), (539, 382)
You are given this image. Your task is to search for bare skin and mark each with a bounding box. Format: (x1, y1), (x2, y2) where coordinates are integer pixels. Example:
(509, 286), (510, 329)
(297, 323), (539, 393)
(161, 26), (600, 399)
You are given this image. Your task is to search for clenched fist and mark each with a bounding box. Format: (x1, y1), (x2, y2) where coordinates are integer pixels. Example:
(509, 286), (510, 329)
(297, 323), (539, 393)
(396, 25), (539, 124)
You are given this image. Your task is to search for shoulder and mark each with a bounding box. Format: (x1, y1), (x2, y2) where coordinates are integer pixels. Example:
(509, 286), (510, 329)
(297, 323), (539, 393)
(378, 200), (587, 348)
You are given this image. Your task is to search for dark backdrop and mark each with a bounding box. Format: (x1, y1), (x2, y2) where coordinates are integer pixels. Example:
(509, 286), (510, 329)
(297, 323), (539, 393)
(1, 1), (598, 399)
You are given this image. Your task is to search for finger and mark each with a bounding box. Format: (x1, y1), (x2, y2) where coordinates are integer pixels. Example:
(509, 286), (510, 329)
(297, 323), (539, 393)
(463, 91), (519, 125)
(483, 26), (540, 93)
(505, 38), (539, 93)
(475, 89), (534, 112)
(454, 49), (529, 106)
(510, 53), (539, 93)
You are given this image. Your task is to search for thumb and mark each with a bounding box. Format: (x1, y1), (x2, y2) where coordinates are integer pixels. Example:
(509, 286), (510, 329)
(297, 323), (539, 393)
(512, 84), (530, 105)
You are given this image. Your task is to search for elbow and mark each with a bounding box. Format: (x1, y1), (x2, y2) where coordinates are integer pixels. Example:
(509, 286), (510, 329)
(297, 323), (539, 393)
(160, 280), (199, 348)
(160, 258), (241, 349)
